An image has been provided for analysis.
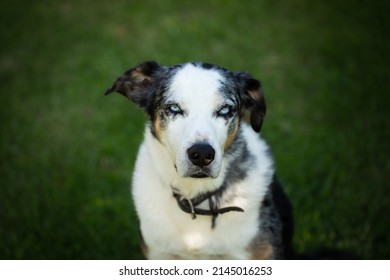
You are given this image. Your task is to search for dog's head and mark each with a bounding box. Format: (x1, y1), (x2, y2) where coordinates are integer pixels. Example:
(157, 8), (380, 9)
(105, 61), (266, 179)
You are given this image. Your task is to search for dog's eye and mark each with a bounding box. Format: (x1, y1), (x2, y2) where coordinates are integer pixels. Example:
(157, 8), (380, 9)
(167, 104), (183, 115)
(217, 105), (234, 118)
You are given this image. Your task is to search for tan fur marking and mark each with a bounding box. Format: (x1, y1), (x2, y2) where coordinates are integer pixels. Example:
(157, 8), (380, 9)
(241, 111), (251, 126)
(131, 68), (153, 85)
(154, 115), (162, 141)
(249, 243), (274, 260)
(248, 88), (261, 101)
(224, 120), (239, 151)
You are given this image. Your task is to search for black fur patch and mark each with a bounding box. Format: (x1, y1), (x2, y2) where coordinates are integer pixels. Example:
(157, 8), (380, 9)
(258, 176), (294, 259)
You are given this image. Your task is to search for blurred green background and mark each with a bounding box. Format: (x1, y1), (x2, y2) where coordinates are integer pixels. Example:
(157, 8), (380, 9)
(0, 0), (389, 259)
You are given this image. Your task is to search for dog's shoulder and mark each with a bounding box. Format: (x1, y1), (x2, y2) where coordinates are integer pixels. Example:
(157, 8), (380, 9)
(247, 175), (293, 259)
(225, 125), (293, 259)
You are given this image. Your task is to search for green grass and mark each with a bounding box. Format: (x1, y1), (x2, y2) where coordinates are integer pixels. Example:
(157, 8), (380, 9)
(0, 0), (389, 259)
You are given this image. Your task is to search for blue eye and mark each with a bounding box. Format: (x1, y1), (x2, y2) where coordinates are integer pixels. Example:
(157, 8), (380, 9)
(167, 104), (183, 115)
(217, 105), (234, 117)
(219, 106), (231, 115)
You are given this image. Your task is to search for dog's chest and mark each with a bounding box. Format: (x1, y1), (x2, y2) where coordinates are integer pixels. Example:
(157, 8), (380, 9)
(157, 201), (259, 259)
(138, 183), (260, 259)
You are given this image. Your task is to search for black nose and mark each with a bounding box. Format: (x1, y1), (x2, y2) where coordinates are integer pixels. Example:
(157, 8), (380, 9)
(187, 144), (215, 167)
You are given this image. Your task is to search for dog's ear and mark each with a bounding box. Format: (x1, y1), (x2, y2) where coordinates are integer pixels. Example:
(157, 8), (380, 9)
(104, 61), (162, 109)
(235, 72), (266, 132)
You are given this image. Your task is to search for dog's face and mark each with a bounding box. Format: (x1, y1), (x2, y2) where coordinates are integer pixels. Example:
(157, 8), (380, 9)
(155, 64), (240, 178)
(105, 61), (266, 179)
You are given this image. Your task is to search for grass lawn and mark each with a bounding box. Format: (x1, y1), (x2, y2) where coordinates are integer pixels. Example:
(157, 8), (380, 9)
(0, 0), (389, 259)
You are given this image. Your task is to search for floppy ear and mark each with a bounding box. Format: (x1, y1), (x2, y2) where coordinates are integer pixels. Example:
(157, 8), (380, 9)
(104, 61), (162, 110)
(235, 72), (266, 132)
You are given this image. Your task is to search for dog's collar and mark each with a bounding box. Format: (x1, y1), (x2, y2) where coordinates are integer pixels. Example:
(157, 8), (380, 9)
(172, 187), (244, 229)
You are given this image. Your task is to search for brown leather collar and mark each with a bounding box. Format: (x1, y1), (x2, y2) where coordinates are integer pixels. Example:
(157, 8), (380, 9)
(172, 187), (244, 229)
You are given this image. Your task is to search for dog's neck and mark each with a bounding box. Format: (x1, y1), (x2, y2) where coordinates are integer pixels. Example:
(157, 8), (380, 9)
(171, 185), (244, 229)
(168, 175), (225, 200)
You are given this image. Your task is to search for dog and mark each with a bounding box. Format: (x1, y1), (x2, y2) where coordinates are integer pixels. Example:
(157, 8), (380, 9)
(105, 61), (293, 259)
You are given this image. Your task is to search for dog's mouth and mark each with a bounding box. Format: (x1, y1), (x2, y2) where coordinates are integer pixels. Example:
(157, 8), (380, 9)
(174, 164), (218, 179)
(190, 172), (209, 179)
